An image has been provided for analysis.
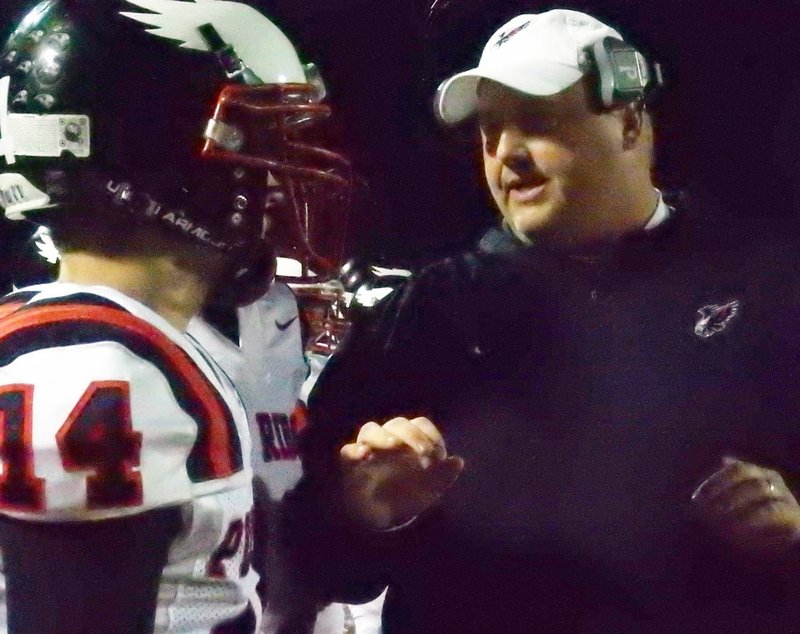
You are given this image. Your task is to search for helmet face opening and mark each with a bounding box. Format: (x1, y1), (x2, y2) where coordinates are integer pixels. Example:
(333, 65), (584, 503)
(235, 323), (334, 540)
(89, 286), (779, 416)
(202, 82), (352, 281)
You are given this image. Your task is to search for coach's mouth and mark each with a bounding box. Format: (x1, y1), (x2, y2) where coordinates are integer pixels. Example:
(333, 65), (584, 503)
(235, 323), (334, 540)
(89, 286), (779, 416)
(505, 177), (548, 204)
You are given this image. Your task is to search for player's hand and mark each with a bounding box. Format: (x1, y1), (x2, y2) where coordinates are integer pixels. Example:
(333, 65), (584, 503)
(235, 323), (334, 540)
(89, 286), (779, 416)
(338, 416), (464, 530)
(691, 457), (800, 562)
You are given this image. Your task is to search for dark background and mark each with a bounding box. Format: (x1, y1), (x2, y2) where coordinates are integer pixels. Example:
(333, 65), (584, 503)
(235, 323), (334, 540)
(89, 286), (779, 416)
(2, 0), (799, 276)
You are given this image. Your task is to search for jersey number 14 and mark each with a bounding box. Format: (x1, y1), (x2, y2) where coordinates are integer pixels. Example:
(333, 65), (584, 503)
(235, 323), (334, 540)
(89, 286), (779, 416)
(0, 381), (143, 512)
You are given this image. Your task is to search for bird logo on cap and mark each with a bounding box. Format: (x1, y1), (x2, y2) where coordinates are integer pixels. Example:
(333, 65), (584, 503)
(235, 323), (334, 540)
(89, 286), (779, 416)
(494, 19), (530, 47)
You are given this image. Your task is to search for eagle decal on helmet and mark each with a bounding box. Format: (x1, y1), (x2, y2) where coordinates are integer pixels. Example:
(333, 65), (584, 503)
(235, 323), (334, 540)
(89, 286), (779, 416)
(119, 0), (307, 84)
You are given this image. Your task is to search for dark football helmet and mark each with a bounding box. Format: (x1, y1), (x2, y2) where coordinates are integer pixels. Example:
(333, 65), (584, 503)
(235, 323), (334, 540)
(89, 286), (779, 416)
(0, 0), (352, 303)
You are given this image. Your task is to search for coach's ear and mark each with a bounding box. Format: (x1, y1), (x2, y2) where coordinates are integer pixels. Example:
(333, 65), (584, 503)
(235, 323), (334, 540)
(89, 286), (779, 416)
(621, 102), (646, 150)
(619, 101), (646, 150)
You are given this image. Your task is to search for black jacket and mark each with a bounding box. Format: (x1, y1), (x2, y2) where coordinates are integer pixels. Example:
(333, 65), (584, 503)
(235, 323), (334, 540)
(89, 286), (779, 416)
(291, 204), (800, 633)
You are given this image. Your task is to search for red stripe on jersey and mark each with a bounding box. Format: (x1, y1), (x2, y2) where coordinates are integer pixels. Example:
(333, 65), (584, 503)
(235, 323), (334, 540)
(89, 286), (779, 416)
(0, 301), (26, 320)
(0, 304), (239, 479)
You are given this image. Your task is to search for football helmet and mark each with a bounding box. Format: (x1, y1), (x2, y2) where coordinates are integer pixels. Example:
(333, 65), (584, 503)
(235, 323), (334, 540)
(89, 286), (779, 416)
(290, 259), (411, 356)
(0, 0), (352, 303)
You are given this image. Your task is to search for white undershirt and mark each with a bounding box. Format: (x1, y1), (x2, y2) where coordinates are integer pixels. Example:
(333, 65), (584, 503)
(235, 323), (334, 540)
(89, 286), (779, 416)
(643, 189), (670, 232)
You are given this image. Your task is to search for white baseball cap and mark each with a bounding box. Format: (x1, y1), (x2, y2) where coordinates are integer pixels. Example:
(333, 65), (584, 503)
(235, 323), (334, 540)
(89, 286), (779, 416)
(434, 9), (623, 125)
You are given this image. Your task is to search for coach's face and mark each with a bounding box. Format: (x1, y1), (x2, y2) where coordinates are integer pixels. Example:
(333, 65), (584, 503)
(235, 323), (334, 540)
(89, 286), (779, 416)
(478, 78), (627, 247)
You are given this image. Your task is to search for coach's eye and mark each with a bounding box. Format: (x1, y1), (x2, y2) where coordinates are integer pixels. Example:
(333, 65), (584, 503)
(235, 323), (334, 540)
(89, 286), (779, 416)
(522, 115), (559, 136)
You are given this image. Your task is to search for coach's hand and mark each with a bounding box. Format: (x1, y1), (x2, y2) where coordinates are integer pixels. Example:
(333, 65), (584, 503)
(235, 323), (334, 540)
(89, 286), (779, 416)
(338, 416), (464, 530)
(691, 457), (800, 562)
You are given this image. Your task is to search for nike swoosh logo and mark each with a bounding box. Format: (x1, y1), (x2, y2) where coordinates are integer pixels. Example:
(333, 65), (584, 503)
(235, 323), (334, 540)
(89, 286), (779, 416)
(275, 317), (297, 331)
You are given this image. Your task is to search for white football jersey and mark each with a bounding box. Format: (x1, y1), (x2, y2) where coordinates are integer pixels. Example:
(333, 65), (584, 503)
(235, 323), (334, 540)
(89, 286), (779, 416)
(0, 283), (260, 634)
(188, 282), (308, 502)
(188, 285), (355, 634)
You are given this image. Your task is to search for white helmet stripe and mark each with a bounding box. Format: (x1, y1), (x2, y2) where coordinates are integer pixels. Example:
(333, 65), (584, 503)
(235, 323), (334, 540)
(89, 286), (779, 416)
(120, 0), (306, 84)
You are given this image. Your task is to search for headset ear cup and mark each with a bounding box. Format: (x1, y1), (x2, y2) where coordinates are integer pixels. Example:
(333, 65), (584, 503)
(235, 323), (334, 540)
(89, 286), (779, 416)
(589, 37), (655, 110)
(591, 38), (616, 109)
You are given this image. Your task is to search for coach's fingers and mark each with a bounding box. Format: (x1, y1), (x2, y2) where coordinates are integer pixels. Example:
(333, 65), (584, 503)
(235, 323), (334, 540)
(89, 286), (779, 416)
(383, 417), (439, 459)
(355, 421), (403, 451)
(692, 458), (773, 505)
(408, 417), (448, 460)
(340, 442), (371, 462)
(431, 455), (465, 492)
(708, 478), (786, 516)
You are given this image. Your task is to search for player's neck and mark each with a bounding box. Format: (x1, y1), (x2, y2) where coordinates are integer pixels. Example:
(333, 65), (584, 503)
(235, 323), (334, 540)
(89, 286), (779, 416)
(57, 251), (213, 331)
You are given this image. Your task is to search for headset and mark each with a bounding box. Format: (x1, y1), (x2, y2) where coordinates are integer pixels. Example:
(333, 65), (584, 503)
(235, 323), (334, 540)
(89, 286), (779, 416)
(585, 37), (664, 109)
